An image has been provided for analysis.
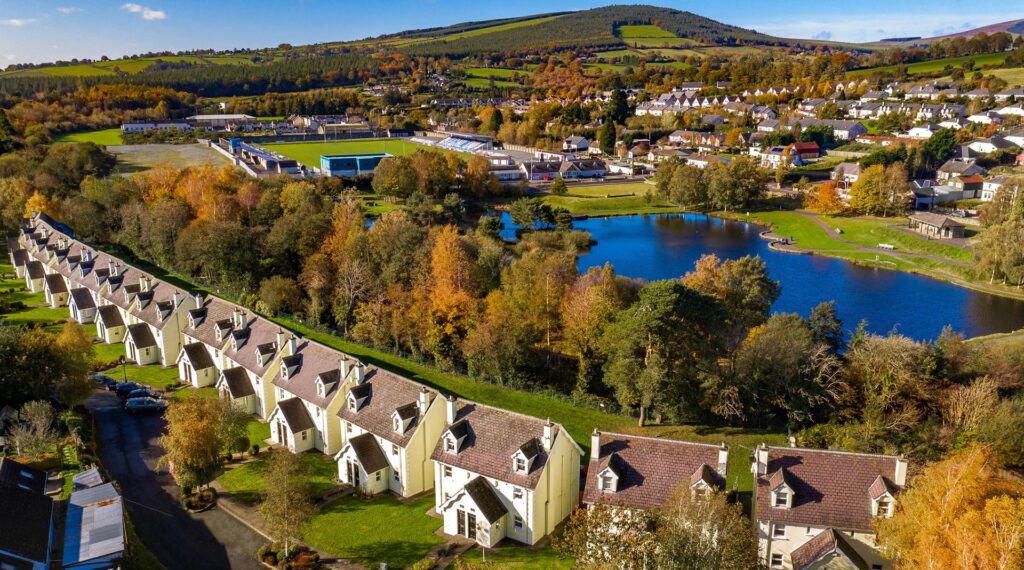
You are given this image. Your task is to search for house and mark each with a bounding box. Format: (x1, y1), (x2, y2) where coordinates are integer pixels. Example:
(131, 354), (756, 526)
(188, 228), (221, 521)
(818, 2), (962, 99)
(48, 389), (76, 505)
(270, 339), (362, 455)
(937, 160), (986, 182)
(217, 311), (292, 419)
(758, 119), (783, 133)
(831, 163), (861, 194)
(0, 459), (55, 570)
(95, 305), (126, 344)
(125, 323), (160, 365)
(559, 159), (607, 179)
(950, 174), (983, 198)
(520, 161), (561, 181)
(0, 457), (47, 494)
(582, 431), (727, 513)
(912, 180), (963, 210)
(432, 399), (582, 547)
(906, 124), (940, 140)
(995, 88), (1024, 102)
(762, 147), (795, 169)
(178, 294), (234, 388)
(62, 483), (124, 569)
(967, 136), (1018, 154)
(334, 370), (446, 498)
(981, 175), (1013, 202)
(688, 153), (730, 169)
(967, 111), (1004, 126)
(43, 273), (69, 308)
(68, 288), (97, 324)
(648, 148), (689, 163)
(1005, 129), (1024, 149)
(752, 445), (908, 570)
(25, 261), (46, 293)
(996, 104), (1024, 117)
(789, 142), (820, 161)
(115, 277), (195, 367)
(909, 212), (966, 239)
(562, 136), (589, 152)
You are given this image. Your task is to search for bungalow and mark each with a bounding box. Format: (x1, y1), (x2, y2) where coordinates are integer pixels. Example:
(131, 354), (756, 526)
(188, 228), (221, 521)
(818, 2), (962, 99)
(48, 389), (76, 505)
(95, 305), (127, 344)
(43, 274), (69, 308)
(582, 431), (728, 514)
(688, 153), (730, 169)
(25, 261), (46, 293)
(906, 124), (940, 140)
(562, 136), (589, 153)
(559, 159), (607, 179)
(1005, 129), (1024, 149)
(0, 459), (56, 570)
(752, 445), (908, 570)
(909, 212), (965, 239)
(995, 88), (1024, 102)
(937, 160), (986, 182)
(997, 103), (1024, 118)
(432, 399), (581, 547)
(967, 111), (1003, 126)
(270, 340), (361, 455)
(334, 370), (446, 498)
(967, 136), (1018, 155)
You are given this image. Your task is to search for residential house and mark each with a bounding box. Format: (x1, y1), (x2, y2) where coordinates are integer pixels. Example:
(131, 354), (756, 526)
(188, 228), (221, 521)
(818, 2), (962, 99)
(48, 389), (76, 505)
(967, 111), (1004, 126)
(562, 136), (589, 153)
(178, 295), (236, 389)
(949, 174), (983, 198)
(1004, 129), (1024, 148)
(937, 159), (986, 182)
(432, 399), (582, 547)
(43, 273), (69, 308)
(905, 124), (940, 140)
(582, 431), (728, 513)
(964, 88), (992, 100)
(95, 306), (127, 344)
(67, 288), (97, 324)
(995, 88), (1024, 102)
(912, 180), (963, 210)
(967, 136), (1018, 154)
(981, 175), (1013, 202)
(752, 445), (908, 570)
(335, 371), (446, 498)
(909, 212), (966, 239)
(762, 147), (795, 169)
(789, 142), (820, 161)
(217, 311), (291, 419)
(997, 103), (1024, 118)
(116, 276), (195, 367)
(25, 261), (46, 293)
(831, 163), (861, 198)
(559, 159), (607, 179)
(0, 459), (55, 570)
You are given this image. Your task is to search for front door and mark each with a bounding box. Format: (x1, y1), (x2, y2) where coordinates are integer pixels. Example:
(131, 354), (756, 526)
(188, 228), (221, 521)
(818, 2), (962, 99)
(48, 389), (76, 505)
(456, 509), (477, 540)
(276, 420), (286, 447)
(457, 508), (466, 537)
(347, 460), (360, 488)
(467, 512), (477, 540)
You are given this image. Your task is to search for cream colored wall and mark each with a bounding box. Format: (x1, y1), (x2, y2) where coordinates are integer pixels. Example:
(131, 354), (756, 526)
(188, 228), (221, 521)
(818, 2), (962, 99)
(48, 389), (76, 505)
(403, 399), (446, 497)
(530, 428), (581, 542)
(761, 524), (889, 570)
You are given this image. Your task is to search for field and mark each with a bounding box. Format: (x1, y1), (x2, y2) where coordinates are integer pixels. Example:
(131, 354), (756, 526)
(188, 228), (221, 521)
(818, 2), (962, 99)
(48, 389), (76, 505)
(542, 182), (681, 217)
(0, 54), (253, 78)
(989, 67), (1024, 85)
(345, 15), (563, 48)
(264, 139), (437, 169)
(56, 128), (123, 146)
(617, 24), (699, 48)
(108, 143), (228, 175)
(848, 51), (1010, 77)
(586, 61), (691, 73)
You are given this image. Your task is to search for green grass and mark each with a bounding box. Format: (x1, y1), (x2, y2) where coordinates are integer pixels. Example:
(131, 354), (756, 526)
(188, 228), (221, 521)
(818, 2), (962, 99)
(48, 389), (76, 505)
(101, 363), (181, 392)
(735, 211), (856, 251)
(465, 67), (522, 79)
(302, 494), (444, 569)
(246, 418), (271, 448)
(989, 67), (1024, 86)
(1, 55), (244, 78)
(169, 386), (218, 401)
(217, 451), (337, 505)
(458, 544), (573, 569)
(465, 77), (520, 89)
(264, 139), (446, 169)
(822, 216), (973, 264)
(56, 128), (123, 146)
(619, 24), (677, 38)
(849, 51), (1009, 77)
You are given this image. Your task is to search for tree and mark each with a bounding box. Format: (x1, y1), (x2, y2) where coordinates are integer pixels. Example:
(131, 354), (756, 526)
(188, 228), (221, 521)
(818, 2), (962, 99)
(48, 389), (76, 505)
(605, 89), (630, 125)
(598, 122), (616, 155)
(808, 300), (845, 353)
(849, 163), (910, 217)
(922, 128), (957, 168)
(805, 180), (845, 214)
(53, 321), (96, 407)
(562, 265), (622, 395)
(427, 225), (477, 368)
(555, 503), (658, 568)
(258, 276), (303, 316)
(259, 451), (316, 558)
(9, 400), (57, 456)
(549, 176), (567, 195)
(654, 489), (761, 570)
(159, 398), (225, 491)
(877, 446), (1024, 570)
(682, 254), (780, 350)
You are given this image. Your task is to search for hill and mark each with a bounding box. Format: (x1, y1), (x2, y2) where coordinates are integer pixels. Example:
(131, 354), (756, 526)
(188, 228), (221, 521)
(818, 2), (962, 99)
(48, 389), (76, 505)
(875, 18), (1024, 46)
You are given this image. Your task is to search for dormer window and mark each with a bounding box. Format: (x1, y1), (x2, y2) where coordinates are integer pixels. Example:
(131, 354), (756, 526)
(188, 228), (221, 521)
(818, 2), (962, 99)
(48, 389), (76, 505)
(393, 417), (400, 431)
(280, 362), (289, 379)
(774, 490), (789, 508)
(444, 437), (455, 452)
(317, 382), (325, 397)
(877, 498), (893, 517)
(347, 395), (356, 411)
(596, 464), (620, 493)
(514, 456), (526, 473)
(600, 474), (614, 492)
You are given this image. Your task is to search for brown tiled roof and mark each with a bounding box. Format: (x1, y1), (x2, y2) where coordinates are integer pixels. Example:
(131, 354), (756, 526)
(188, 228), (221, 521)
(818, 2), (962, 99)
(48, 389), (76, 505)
(272, 339), (346, 409)
(337, 369), (436, 448)
(126, 323), (157, 349)
(0, 485), (53, 563)
(869, 475), (894, 500)
(582, 432), (725, 510)
(183, 296), (235, 349)
(222, 315), (284, 377)
(276, 398), (314, 433)
(463, 477), (508, 523)
(129, 280), (187, 329)
(220, 367), (255, 398)
(69, 288), (96, 311)
(26, 261), (45, 279)
(790, 528), (869, 570)
(96, 305), (124, 329)
(182, 343), (215, 371)
(755, 447), (902, 532)
(431, 402), (560, 490)
(348, 433), (389, 473)
(44, 274), (68, 294)
(11, 249), (28, 267)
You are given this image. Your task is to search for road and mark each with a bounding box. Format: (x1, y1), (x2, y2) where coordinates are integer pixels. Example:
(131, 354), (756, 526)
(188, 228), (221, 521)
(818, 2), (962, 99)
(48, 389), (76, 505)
(86, 391), (264, 570)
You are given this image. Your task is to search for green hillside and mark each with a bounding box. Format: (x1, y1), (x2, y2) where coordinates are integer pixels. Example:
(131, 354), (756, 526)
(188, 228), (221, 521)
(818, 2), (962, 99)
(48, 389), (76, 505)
(0, 54), (253, 79)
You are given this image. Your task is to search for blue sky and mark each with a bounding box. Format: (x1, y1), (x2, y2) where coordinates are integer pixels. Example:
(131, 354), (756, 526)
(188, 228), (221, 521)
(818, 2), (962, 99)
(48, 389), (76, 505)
(0, 0), (1020, 65)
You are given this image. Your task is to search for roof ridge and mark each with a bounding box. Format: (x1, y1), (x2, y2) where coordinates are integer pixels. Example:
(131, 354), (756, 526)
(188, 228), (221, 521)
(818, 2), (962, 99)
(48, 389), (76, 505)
(458, 398), (560, 428)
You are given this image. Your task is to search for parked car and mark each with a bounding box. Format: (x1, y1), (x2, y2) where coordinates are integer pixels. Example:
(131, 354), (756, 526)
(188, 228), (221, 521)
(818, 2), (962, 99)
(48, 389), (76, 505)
(126, 389), (161, 401)
(89, 374), (118, 391)
(125, 397), (168, 414)
(115, 382), (142, 399)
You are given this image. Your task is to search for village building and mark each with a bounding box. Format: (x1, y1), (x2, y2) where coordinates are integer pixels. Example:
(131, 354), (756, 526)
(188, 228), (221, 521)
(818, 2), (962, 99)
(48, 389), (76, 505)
(908, 212), (966, 239)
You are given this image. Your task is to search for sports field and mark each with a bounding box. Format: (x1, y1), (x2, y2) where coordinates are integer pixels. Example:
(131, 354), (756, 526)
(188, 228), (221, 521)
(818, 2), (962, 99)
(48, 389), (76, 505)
(264, 139), (434, 168)
(56, 128), (122, 145)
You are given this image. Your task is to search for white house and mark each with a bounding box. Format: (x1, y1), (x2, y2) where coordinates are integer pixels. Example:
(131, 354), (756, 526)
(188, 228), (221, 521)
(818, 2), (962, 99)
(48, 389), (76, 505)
(431, 399), (582, 547)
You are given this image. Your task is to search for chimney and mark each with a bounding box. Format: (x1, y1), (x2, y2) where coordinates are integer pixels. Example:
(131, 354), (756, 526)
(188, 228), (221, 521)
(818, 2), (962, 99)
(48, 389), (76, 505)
(194, 293), (204, 307)
(140, 276), (152, 292)
(287, 336), (297, 355)
(753, 443), (769, 477)
(717, 443), (729, 478)
(354, 362), (365, 383)
(590, 429), (601, 461)
(83, 249), (92, 262)
(789, 436), (797, 448)
(276, 329), (284, 350)
(895, 456), (909, 486)
(340, 358), (349, 379)
(418, 388), (430, 414)
(109, 261), (120, 277)
(542, 419), (554, 452)
(445, 396), (457, 425)
(172, 291), (181, 307)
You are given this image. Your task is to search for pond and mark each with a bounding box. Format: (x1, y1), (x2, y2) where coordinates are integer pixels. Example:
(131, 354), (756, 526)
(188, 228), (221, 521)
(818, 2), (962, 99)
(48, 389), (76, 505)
(500, 212), (1024, 340)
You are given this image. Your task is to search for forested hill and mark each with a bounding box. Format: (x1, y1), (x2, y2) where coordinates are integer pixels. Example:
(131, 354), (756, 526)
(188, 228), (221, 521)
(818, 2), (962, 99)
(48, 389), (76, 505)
(397, 5), (782, 56)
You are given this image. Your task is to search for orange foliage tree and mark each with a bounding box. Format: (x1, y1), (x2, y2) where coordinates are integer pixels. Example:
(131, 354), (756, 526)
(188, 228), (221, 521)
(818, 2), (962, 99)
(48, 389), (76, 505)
(805, 180), (846, 215)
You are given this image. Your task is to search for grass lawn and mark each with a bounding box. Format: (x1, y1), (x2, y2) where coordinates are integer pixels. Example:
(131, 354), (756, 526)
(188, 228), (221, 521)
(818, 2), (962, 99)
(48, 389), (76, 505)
(989, 67), (1024, 86)
(822, 216), (973, 264)
(169, 386), (217, 401)
(465, 67), (523, 79)
(101, 363), (182, 392)
(56, 128), (123, 146)
(217, 451), (337, 505)
(264, 139), (443, 169)
(246, 418), (271, 448)
(738, 211), (856, 251)
(458, 544), (574, 569)
(848, 51), (1009, 77)
(302, 494), (444, 569)
(465, 77), (520, 89)
(543, 182), (681, 216)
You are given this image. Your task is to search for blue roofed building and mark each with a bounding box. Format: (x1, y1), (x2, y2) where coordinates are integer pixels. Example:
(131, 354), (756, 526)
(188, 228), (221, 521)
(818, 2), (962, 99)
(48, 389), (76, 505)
(320, 153), (393, 177)
(63, 483), (125, 570)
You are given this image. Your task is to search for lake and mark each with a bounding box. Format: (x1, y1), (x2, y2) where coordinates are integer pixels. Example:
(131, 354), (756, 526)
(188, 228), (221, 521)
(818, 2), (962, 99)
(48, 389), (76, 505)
(500, 212), (1024, 340)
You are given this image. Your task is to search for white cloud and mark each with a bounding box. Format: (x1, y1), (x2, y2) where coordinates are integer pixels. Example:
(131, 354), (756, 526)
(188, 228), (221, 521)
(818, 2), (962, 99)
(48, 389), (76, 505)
(121, 3), (166, 21)
(811, 30), (833, 40)
(1, 18), (35, 27)
(56, 7), (82, 15)
(1, 54), (16, 61)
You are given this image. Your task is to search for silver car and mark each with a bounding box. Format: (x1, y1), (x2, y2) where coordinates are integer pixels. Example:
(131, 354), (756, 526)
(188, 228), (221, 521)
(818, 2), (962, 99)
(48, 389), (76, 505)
(125, 397), (168, 414)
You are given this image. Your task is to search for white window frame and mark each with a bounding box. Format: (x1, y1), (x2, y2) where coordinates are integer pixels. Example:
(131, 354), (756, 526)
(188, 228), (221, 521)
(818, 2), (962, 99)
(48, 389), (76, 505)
(770, 553), (784, 569)
(772, 524), (786, 539)
(774, 491), (789, 508)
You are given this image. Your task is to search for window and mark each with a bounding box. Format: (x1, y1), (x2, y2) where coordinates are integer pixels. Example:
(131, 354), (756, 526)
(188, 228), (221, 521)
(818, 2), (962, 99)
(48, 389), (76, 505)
(513, 487), (523, 500)
(770, 553), (783, 568)
(393, 471), (400, 483)
(877, 498), (892, 517)
(513, 515), (523, 530)
(772, 524), (786, 539)
(514, 456), (526, 473)
(444, 466), (452, 478)
(348, 398), (356, 411)
(346, 422), (352, 434)
(392, 444), (399, 456)
(600, 474), (614, 492)
(445, 437), (455, 452)
(394, 417), (400, 431)
(375, 472), (381, 482)
(774, 491), (789, 507)
(301, 431), (308, 441)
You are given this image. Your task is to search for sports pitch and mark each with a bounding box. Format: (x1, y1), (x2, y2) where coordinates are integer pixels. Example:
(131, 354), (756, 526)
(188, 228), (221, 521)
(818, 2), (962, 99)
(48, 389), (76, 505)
(264, 139), (457, 168)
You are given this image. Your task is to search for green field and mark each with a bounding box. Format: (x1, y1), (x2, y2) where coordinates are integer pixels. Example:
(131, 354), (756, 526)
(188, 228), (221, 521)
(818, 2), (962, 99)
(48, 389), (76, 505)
(617, 24), (698, 48)
(56, 128), (122, 146)
(542, 182), (681, 217)
(1, 54), (253, 78)
(990, 67), (1024, 86)
(345, 15), (562, 48)
(465, 67), (523, 78)
(264, 139), (448, 169)
(849, 51), (1010, 77)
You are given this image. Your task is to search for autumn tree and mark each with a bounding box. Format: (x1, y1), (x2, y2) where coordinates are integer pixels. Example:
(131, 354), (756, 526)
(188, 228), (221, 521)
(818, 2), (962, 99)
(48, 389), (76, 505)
(549, 176), (568, 195)
(562, 265), (623, 395)
(805, 180), (845, 214)
(654, 489), (760, 570)
(849, 163), (910, 216)
(877, 445), (1024, 570)
(53, 321), (96, 407)
(682, 254), (780, 351)
(9, 400), (57, 456)
(555, 503), (658, 569)
(427, 225), (477, 368)
(259, 451), (316, 558)
(159, 398), (225, 492)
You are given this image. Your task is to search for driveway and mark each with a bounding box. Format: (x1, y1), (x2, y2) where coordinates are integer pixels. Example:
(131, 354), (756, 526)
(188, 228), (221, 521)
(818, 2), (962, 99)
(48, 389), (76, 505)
(86, 391), (264, 570)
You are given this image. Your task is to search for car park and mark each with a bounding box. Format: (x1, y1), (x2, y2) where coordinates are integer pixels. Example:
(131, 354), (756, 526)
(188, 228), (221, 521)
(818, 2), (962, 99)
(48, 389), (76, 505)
(126, 389), (161, 401)
(115, 382), (142, 399)
(125, 397), (168, 414)
(89, 374), (119, 391)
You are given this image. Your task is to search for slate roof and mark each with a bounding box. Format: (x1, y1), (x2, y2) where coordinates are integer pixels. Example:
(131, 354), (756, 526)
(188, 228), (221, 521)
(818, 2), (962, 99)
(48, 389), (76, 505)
(754, 447), (903, 532)
(96, 305), (125, 329)
(126, 323), (157, 349)
(276, 398), (314, 433)
(272, 339), (347, 409)
(183, 296), (236, 350)
(0, 458), (47, 495)
(337, 368), (436, 448)
(220, 367), (255, 399)
(222, 314), (284, 377)
(348, 433), (389, 473)
(26, 261), (45, 280)
(582, 433), (725, 510)
(790, 528), (869, 570)
(129, 280), (186, 328)
(181, 343), (215, 371)
(463, 477), (509, 524)
(69, 288), (96, 311)
(0, 484), (53, 563)
(431, 402), (559, 490)
(11, 249), (28, 268)
(44, 273), (68, 294)
(910, 212), (964, 229)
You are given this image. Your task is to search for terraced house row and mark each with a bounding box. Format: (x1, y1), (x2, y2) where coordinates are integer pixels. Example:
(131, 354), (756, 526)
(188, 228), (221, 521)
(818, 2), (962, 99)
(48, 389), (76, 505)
(9, 213), (907, 568)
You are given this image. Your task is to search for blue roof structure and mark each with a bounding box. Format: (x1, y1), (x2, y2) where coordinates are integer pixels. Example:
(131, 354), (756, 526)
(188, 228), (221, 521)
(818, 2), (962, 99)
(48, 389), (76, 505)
(64, 483), (124, 569)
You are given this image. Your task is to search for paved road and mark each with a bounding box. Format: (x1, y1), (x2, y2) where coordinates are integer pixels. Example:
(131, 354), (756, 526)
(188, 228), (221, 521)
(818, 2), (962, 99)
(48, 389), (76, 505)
(87, 391), (264, 570)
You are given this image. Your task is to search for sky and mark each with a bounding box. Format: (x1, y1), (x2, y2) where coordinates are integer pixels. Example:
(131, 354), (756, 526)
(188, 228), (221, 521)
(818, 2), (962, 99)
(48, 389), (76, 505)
(0, 0), (1020, 66)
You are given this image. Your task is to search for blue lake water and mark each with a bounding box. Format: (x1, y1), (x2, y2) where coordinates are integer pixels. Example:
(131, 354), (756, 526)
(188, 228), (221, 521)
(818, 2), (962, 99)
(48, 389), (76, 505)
(499, 212), (1024, 340)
